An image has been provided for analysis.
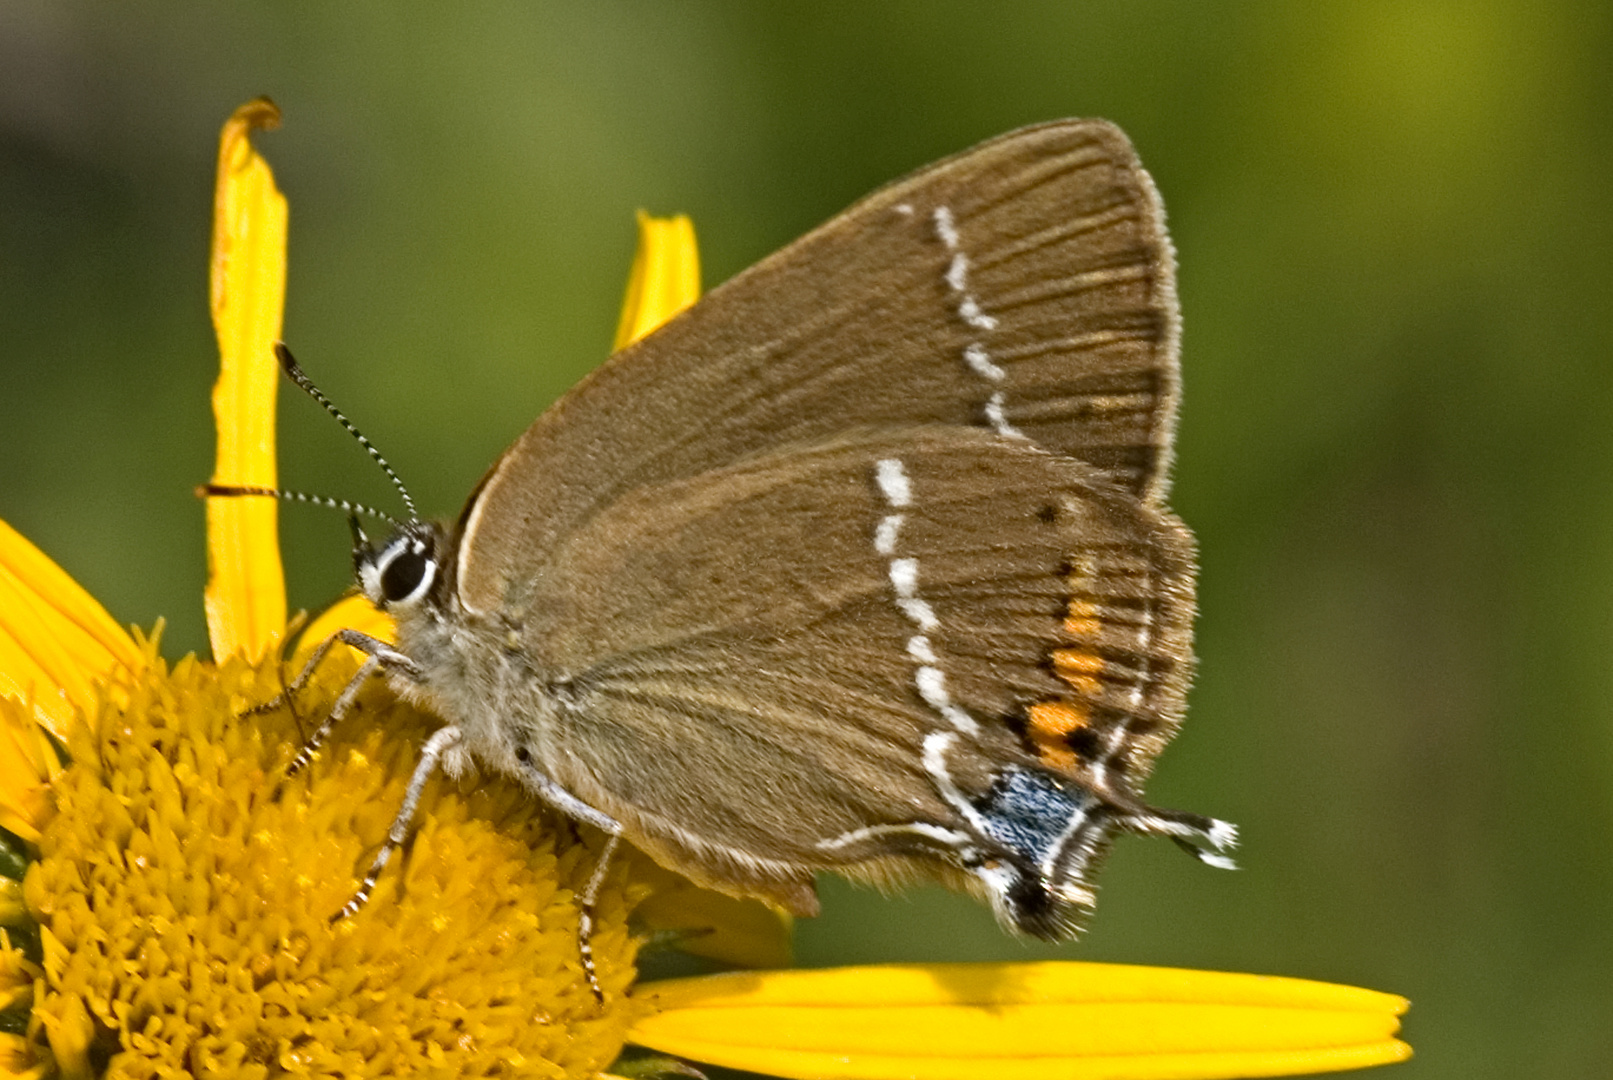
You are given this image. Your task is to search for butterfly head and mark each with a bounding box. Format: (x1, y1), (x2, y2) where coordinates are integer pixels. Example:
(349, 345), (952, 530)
(353, 516), (446, 613)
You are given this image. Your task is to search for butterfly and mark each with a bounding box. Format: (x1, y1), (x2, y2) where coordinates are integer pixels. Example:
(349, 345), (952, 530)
(229, 119), (1233, 974)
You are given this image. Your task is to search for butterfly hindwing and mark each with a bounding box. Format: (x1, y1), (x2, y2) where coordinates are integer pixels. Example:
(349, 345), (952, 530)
(498, 428), (1194, 925)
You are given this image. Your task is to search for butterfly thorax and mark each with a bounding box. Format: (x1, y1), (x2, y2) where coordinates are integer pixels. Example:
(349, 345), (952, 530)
(356, 519), (566, 781)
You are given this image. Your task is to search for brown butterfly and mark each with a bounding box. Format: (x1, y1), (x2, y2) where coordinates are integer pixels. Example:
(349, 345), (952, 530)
(220, 119), (1233, 978)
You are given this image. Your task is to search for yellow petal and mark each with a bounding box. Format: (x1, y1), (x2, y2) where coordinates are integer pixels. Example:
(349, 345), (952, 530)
(291, 592), (397, 665)
(631, 859), (793, 969)
(630, 962), (1411, 1080)
(0, 698), (57, 843)
(204, 97), (288, 662)
(0, 518), (140, 746)
(613, 212), (700, 351)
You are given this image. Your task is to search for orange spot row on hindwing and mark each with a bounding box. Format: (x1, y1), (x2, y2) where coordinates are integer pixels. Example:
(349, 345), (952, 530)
(1027, 561), (1110, 768)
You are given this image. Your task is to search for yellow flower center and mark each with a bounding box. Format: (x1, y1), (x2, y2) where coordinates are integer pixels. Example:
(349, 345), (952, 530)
(18, 642), (644, 1078)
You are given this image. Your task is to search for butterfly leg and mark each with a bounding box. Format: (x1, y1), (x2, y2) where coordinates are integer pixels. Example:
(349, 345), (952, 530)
(284, 629), (421, 776)
(319, 687), (619, 1005)
(576, 831), (622, 1003)
(507, 757), (623, 1001)
(289, 628), (623, 999)
(331, 722), (463, 921)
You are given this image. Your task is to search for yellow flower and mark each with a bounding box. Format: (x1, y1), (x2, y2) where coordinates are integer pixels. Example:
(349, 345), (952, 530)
(0, 99), (1411, 1080)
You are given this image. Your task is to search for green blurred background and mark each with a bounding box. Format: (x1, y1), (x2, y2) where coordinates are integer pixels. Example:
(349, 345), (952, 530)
(3, 3), (1609, 1076)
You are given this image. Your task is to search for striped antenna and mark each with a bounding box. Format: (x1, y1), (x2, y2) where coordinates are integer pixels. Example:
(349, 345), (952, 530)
(273, 342), (418, 521)
(196, 483), (402, 527)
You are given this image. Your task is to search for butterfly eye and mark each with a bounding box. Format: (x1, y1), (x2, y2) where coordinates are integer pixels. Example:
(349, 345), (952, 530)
(378, 542), (435, 605)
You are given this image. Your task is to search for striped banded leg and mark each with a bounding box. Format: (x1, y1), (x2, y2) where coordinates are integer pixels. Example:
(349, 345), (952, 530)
(331, 723), (463, 922)
(576, 832), (622, 1003)
(283, 629), (421, 776)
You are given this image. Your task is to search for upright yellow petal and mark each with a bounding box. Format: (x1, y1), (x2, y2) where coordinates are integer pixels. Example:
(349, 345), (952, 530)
(613, 212), (700, 350)
(631, 962), (1411, 1080)
(205, 97), (288, 662)
(0, 519), (139, 745)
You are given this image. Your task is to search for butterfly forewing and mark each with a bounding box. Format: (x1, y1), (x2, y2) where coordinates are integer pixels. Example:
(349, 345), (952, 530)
(454, 120), (1180, 618)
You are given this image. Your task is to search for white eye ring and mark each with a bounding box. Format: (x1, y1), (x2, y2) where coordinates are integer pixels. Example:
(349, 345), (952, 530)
(365, 537), (437, 609)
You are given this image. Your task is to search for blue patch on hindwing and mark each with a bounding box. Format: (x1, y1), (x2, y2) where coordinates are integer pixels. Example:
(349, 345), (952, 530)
(974, 766), (1095, 867)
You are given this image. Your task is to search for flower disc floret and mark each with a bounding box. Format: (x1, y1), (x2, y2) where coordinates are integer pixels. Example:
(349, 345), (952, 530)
(22, 641), (643, 1079)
